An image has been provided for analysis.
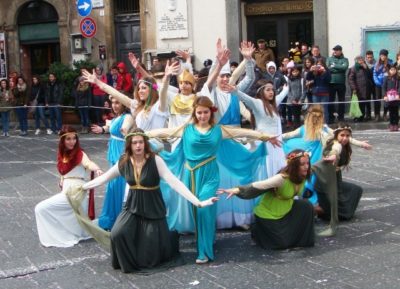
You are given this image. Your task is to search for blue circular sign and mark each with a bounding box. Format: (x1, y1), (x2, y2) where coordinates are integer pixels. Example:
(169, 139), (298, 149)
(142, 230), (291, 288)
(80, 17), (97, 38)
(77, 0), (92, 17)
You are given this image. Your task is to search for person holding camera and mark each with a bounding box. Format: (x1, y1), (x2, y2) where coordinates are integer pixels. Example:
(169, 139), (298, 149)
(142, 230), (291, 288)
(306, 59), (331, 124)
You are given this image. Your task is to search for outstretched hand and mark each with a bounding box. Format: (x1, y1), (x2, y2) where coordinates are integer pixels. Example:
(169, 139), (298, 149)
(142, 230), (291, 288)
(128, 52), (140, 68)
(199, 197), (219, 208)
(164, 60), (180, 77)
(217, 188), (239, 199)
(219, 83), (236, 93)
(323, 154), (337, 163)
(175, 49), (190, 61)
(81, 69), (97, 84)
(264, 135), (282, 147)
(361, 141), (372, 150)
(239, 41), (255, 60)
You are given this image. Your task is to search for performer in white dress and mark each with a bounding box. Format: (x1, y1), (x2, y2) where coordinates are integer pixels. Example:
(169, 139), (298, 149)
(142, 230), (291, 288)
(35, 126), (103, 247)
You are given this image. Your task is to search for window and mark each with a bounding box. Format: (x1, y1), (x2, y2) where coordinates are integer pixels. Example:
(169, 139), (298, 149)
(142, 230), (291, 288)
(17, 0), (58, 25)
(114, 0), (140, 15)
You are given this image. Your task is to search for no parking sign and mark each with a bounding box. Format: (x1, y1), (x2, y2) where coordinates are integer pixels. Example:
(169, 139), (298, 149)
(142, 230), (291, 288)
(80, 17), (97, 38)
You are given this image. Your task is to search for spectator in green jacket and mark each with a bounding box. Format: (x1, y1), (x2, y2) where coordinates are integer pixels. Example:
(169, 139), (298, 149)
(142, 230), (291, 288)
(326, 45), (349, 123)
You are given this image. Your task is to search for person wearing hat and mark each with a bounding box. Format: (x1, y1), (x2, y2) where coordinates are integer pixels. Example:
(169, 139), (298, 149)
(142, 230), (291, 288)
(253, 38), (275, 72)
(326, 45), (349, 123)
(200, 40), (265, 230)
(373, 49), (393, 121)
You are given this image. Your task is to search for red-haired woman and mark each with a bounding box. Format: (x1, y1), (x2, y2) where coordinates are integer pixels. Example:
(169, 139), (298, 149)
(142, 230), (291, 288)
(35, 125), (103, 247)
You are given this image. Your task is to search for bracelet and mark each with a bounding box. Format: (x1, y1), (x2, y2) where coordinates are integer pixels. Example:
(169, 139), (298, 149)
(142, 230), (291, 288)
(101, 127), (105, 134)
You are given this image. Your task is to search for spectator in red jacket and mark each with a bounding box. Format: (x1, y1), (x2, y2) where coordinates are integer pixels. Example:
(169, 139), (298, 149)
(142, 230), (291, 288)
(116, 62), (133, 94)
(91, 64), (108, 125)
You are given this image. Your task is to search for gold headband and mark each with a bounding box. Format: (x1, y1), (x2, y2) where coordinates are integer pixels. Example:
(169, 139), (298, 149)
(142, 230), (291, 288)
(333, 126), (352, 133)
(310, 111), (322, 117)
(287, 151), (309, 162)
(59, 132), (77, 139)
(125, 132), (149, 140)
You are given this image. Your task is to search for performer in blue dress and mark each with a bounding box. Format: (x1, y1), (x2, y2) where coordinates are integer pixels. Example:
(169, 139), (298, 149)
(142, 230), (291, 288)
(147, 96), (279, 264)
(91, 98), (133, 230)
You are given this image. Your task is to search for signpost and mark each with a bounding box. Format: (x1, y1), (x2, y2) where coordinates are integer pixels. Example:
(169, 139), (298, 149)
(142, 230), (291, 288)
(80, 17), (97, 38)
(77, 0), (92, 17)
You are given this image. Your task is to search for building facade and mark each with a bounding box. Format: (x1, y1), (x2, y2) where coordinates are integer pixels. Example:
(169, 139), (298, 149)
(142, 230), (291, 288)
(1, 0), (399, 80)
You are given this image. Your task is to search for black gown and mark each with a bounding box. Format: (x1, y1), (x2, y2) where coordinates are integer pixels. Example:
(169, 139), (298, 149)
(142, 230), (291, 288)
(110, 156), (183, 273)
(314, 149), (363, 221)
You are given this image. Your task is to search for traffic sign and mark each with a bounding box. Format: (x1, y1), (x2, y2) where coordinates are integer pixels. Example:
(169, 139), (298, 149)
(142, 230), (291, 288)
(80, 17), (97, 38)
(77, 0), (92, 17)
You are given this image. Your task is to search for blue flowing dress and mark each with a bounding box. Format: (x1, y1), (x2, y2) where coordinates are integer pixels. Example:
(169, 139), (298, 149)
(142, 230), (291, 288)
(216, 94), (267, 229)
(98, 114), (127, 230)
(163, 124), (221, 260)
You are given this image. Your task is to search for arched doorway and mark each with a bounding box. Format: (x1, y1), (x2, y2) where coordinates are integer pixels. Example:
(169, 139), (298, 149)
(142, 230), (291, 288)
(17, 0), (61, 77)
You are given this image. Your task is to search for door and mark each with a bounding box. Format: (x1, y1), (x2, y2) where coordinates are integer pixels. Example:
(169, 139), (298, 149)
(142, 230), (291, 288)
(114, 15), (141, 68)
(247, 13), (313, 61)
(30, 43), (60, 75)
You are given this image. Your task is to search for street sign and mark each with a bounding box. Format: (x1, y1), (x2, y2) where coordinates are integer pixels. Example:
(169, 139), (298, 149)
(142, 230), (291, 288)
(80, 17), (97, 38)
(77, 0), (92, 17)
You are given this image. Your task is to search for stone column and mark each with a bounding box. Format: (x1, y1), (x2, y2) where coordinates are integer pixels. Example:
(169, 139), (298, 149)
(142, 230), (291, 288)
(226, 0), (242, 62)
(313, 0), (328, 56)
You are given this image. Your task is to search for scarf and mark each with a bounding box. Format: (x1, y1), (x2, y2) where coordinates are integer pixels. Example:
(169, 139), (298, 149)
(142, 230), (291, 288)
(170, 94), (196, 114)
(57, 149), (83, 175)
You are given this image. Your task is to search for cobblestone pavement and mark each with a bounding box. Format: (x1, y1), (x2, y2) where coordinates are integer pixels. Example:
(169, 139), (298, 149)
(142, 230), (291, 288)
(1, 125), (400, 289)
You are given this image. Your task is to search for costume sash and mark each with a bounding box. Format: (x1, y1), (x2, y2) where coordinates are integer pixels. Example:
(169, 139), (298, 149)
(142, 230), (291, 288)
(218, 93), (241, 125)
(170, 94), (196, 115)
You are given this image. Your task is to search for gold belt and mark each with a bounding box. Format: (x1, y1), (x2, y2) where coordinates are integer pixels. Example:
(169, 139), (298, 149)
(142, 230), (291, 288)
(184, 156), (216, 194)
(129, 185), (160, 190)
(62, 176), (85, 181)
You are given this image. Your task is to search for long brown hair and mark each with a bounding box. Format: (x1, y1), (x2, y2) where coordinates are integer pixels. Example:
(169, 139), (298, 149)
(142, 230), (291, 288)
(119, 128), (154, 167)
(280, 149), (311, 184)
(191, 96), (216, 126)
(304, 104), (324, 140)
(255, 80), (278, 117)
(134, 77), (159, 112)
(324, 123), (352, 167)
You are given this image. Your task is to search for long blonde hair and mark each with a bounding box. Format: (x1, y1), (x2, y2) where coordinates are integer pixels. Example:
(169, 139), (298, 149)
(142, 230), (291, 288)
(304, 105), (324, 140)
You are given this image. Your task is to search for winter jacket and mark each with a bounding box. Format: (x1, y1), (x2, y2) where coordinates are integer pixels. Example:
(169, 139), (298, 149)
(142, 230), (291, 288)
(326, 55), (349, 84)
(373, 60), (394, 87)
(0, 89), (12, 112)
(348, 66), (372, 100)
(306, 70), (331, 96)
(382, 75), (400, 96)
(13, 84), (29, 106)
(287, 76), (306, 103)
(73, 84), (92, 107)
(46, 81), (63, 105)
(116, 62), (133, 93)
(30, 83), (46, 105)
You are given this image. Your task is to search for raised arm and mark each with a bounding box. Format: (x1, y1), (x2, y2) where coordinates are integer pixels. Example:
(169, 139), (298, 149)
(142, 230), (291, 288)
(128, 52), (151, 79)
(229, 59), (246, 85)
(175, 50), (193, 73)
(155, 156), (217, 207)
(160, 60), (180, 112)
(81, 69), (132, 108)
(82, 163), (120, 190)
(276, 84), (289, 106)
(237, 41), (256, 93)
(204, 38), (231, 91)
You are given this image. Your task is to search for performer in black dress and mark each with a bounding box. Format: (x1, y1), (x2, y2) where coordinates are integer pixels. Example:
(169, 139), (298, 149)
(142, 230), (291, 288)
(82, 128), (217, 273)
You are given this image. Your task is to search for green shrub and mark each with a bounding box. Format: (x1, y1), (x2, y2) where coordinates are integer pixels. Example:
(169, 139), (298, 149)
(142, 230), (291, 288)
(45, 60), (97, 107)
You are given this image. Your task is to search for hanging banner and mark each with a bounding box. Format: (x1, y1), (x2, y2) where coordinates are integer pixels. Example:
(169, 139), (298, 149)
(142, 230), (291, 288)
(0, 32), (7, 79)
